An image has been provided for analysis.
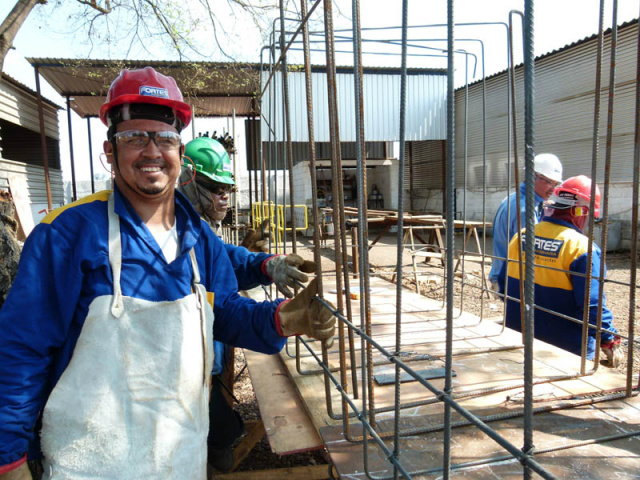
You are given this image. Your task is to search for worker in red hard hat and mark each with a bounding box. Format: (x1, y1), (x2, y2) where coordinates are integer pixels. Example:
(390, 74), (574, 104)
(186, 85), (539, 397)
(502, 175), (622, 367)
(0, 67), (335, 480)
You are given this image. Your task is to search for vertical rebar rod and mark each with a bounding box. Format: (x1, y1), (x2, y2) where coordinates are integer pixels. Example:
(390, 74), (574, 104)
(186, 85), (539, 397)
(522, 1), (536, 478)
(628, 5), (640, 397)
(349, 0), (374, 466)
(508, 10), (527, 338)
(322, 0), (351, 426)
(279, 1), (297, 254)
(392, 1), (409, 477)
(593, 0), (618, 372)
(443, 0), (455, 477)
(350, 0), (366, 403)
(269, 34), (278, 254)
(582, 0), (608, 374)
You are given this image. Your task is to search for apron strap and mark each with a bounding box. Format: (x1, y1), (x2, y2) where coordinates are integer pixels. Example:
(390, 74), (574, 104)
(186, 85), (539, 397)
(108, 193), (124, 318)
(189, 249), (209, 386)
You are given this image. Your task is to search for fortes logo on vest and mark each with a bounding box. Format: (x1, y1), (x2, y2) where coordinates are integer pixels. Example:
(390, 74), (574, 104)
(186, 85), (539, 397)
(139, 86), (169, 99)
(534, 236), (564, 258)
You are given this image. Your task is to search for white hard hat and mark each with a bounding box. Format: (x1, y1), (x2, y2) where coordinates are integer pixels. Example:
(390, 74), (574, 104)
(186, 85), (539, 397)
(534, 153), (563, 183)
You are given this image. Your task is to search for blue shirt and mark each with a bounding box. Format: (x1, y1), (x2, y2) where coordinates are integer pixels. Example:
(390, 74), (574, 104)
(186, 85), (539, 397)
(0, 188), (285, 467)
(489, 182), (545, 293)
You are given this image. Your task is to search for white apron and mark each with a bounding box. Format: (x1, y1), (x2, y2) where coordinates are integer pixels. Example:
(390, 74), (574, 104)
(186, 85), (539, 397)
(40, 194), (214, 479)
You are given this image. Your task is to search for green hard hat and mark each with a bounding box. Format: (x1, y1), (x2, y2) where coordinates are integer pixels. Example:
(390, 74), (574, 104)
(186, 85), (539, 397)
(184, 136), (234, 185)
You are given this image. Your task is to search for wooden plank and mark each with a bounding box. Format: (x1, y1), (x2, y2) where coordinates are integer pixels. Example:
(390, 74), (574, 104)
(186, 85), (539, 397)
(244, 349), (323, 455)
(214, 464), (330, 480)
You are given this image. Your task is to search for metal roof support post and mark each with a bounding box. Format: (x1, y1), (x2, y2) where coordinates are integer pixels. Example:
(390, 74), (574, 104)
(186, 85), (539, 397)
(232, 108), (238, 245)
(34, 65), (53, 211)
(66, 96), (77, 202)
(87, 117), (95, 194)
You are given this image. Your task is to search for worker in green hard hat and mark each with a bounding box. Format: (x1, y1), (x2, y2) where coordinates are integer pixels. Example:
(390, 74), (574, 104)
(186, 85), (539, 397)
(177, 135), (317, 473)
(179, 135), (235, 233)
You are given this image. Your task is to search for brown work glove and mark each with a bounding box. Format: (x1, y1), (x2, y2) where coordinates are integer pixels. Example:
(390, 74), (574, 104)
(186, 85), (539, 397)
(276, 278), (336, 348)
(601, 336), (623, 368)
(0, 462), (32, 480)
(265, 254), (316, 298)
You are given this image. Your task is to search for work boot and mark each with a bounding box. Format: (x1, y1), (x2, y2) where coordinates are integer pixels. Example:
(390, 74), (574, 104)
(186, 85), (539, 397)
(209, 445), (234, 473)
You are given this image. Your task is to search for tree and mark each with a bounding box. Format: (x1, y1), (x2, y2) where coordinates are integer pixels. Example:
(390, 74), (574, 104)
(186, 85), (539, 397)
(0, 0), (303, 72)
(0, 0), (46, 72)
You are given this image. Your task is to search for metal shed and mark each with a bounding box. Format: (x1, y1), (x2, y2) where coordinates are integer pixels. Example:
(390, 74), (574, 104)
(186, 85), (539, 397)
(262, 66), (447, 142)
(0, 73), (63, 228)
(411, 19), (639, 243)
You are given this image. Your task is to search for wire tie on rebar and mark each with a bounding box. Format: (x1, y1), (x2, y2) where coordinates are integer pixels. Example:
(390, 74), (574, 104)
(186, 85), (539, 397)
(385, 452), (398, 463)
(518, 446), (536, 466)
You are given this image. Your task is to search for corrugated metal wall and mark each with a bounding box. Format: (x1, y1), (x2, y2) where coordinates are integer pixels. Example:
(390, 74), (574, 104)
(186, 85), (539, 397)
(262, 70), (447, 142)
(0, 78), (64, 211)
(452, 22), (638, 189)
(0, 80), (59, 139)
(0, 157), (64, 206)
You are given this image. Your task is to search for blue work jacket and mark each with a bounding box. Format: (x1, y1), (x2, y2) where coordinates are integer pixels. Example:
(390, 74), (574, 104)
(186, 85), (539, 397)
(0, 188), (285, 467)
(489, 182), (545, 293)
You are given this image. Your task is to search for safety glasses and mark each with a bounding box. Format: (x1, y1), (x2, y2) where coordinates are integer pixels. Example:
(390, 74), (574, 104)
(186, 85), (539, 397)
(196, 181), (235, 196)
(535, 173), (561, 189)
(114, 130), (182, 151)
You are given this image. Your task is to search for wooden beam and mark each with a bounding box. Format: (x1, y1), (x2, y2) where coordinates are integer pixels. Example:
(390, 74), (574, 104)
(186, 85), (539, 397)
(230, 419), (265, 471)
(215, 464), (330, 480)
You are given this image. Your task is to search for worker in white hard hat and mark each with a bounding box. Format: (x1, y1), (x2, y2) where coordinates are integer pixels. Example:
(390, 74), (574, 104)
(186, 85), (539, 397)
(488, 153), (563, 296)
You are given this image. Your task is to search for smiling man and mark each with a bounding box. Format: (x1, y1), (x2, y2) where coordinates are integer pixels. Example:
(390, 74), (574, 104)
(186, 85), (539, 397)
(0, 67), (335, 480)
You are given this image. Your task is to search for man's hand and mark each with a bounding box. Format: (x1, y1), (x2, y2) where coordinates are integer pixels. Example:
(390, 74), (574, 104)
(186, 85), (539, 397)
(265, 254), (316, 298)
(240, 229), (269, 253)
(276, 278), (336, 348)
(0, 463), (32, 480)
(601, 336), (623, 368)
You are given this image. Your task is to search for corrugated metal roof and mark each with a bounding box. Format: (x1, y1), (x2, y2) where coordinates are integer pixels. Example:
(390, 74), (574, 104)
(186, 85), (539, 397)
(26, 58), (263, 118)
(26, 58), (445, 119)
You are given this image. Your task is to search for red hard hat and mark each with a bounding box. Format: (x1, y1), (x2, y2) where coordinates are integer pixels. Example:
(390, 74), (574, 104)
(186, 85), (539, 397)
(551, 175), (601, 218)
(99, 67), (192, 128)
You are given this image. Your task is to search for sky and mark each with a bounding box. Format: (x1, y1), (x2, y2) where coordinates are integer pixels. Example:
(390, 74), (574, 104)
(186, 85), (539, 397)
(0, 0), (638, 188)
